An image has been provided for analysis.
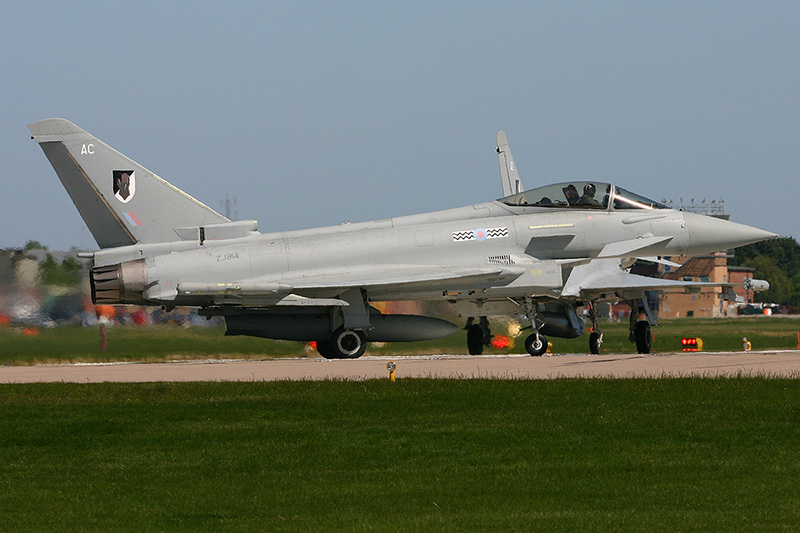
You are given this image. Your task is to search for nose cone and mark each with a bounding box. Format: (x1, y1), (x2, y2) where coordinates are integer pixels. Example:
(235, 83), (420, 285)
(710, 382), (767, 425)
(683, 212), (777, 254)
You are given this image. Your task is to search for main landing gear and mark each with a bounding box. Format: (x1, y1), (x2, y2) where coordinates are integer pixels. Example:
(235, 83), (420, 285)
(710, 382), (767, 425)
(317, 289), (370, 359)
(317, 328), (367, 359)
(629, 297), (653, 354)
(587, 301), (603, 355)
(632, 320), (652, 354)
(466, 316), (492, 355)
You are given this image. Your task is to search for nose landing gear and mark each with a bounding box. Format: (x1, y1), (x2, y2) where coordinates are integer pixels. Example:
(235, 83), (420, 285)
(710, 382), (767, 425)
(587, 301), (603, 355)
(525, 332), (548, 356)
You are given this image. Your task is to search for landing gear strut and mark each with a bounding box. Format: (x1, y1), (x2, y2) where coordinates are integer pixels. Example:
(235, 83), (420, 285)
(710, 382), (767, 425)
(519, 298), (548, 356)
(587, 301), (603, 355)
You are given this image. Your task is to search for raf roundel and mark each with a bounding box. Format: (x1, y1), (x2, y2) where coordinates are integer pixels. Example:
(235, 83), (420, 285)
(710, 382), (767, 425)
(474, 228), (487, 241)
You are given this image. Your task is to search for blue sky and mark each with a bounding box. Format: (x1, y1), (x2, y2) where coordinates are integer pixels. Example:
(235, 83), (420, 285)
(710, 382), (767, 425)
(2, 1), (798, 250)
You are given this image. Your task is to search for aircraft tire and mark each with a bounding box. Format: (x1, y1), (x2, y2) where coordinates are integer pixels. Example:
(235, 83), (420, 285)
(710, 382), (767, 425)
(332, 328), (367, 359)
(316, 340), (338, 359)
(316, 329), (367, 359)
(467, 324), (484, 355)
(525, 333), (548, 356)
(634, 321), (651, 354)
(589, 331), (602, 355)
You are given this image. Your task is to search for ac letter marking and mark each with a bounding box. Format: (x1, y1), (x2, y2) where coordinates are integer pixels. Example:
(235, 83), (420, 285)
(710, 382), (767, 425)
(81, 143), (95, 155)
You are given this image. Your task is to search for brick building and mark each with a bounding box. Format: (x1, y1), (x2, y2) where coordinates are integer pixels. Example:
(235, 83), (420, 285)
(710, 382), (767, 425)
(659, 252), (755, 318)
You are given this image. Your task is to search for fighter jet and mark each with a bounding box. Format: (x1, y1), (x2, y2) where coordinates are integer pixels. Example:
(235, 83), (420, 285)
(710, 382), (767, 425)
(28, 119), (776, 357)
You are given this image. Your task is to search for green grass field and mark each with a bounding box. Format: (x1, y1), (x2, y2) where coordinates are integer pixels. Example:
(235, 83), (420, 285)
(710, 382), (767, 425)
(0, 379), (798, 531)
(0, 316), (798, 365)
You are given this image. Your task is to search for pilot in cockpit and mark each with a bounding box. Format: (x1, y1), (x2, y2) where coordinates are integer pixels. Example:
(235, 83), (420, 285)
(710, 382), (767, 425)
(576, 183), (603, 208)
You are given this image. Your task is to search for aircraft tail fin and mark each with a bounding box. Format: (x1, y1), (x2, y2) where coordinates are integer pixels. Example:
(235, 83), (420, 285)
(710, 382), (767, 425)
(496, 130), (524, 197)
(28, 119), (229, 249)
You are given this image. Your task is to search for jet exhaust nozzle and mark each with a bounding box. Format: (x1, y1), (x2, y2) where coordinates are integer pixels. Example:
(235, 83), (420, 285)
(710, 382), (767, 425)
(90, 260), (147, 304)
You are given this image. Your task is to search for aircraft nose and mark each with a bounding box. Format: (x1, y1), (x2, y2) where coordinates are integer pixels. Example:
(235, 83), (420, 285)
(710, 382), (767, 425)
(682, 211), (777, 254)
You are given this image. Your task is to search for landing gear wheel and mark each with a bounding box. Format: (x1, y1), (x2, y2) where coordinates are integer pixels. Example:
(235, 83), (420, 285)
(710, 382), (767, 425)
(318, 329), (367, 359)
(333, 328), (367, 359)
(525, 334), (548, 356)
(316, 340), (337, 359)
(634, 321), (651, 354)
(589, 331), (603, 355)
(467, 324), (484, 355)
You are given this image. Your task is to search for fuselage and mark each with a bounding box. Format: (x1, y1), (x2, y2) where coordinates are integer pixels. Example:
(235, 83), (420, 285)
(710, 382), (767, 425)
(101, 199), (747, 306)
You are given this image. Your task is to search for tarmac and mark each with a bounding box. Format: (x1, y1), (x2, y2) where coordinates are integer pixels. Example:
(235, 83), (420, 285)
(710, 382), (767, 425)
(2, 350), (800, 383)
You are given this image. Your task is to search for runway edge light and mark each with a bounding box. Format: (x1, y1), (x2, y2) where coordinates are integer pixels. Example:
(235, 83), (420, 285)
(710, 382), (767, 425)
(681, 337), (703, 352)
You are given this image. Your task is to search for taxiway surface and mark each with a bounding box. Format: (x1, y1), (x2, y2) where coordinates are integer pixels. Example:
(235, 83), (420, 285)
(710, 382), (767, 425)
(2, 351), (800, 383)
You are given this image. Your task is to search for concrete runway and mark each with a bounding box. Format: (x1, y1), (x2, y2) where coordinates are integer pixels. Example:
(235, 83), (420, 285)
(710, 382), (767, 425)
(2, 350), (800, 383)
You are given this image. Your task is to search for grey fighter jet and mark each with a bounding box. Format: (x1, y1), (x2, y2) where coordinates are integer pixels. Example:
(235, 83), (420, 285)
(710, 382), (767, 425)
(28, 119), (776, 357)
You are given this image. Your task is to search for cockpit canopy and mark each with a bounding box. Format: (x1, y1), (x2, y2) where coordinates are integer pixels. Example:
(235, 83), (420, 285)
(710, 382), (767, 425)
(499, 181), (668, 210)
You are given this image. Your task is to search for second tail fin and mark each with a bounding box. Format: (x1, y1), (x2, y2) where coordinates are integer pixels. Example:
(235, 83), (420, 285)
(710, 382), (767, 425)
(496, 130), (524, 197)
(29, 119), (229, 249)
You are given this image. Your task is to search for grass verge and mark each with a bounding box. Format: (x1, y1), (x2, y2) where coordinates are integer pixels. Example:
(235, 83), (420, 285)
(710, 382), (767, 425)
(0, 378), (798, 531)
(0, 316), (799, 365)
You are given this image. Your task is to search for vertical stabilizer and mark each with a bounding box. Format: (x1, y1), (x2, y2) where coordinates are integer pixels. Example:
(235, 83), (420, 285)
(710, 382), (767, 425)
(496, 130), (524, 197)
(28, 119), (229, 249)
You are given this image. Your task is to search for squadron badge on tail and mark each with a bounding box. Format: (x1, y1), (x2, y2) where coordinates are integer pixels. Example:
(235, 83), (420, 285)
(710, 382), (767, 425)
(113, 170), (135, 203)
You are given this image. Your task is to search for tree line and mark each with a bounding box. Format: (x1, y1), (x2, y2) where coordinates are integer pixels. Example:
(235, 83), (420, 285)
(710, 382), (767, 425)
(728, 236), (800, 306)
(24, 240), (84, 288)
